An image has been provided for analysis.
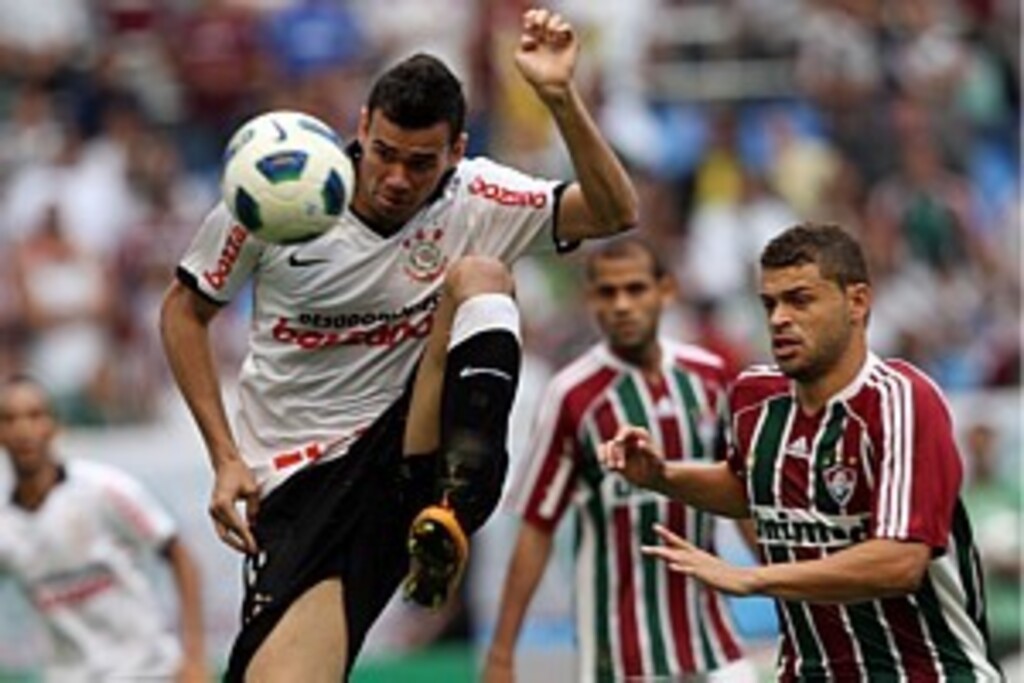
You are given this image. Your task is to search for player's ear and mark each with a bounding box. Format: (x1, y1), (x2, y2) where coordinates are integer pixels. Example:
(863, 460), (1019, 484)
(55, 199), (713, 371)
(357, 107), (371, 143)
(846, 282), (871, 327)
(657, 269), (677, 305)
(450, 131), (468, 164)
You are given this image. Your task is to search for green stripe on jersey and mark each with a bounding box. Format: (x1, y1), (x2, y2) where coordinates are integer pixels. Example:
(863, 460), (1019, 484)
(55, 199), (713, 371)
(768, 545), (826, 677)
(813, 403), (849, 514)
(616, 375), (649, 430)
(751, 397), (793, 505)
(846, 601), (899, 679)
(671, 367), (706, 460)
(580, 430), (615, 682)
(918, 577), (978, 680)
(639, 501), (671, 675)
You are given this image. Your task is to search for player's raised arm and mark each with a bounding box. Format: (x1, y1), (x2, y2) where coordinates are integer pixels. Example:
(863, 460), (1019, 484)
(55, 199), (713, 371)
(515, 8), (638, 243)
(599, 426), (749, 518)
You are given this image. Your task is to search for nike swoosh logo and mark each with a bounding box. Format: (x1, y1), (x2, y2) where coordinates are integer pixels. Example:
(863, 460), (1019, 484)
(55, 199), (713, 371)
(288, 254), (329, 267)
(272, 120), (287, 142)
(459, 366), (513, 382)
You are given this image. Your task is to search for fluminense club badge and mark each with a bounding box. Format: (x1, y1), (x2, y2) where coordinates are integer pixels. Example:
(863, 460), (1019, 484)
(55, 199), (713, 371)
(823, 463), (857, 508)
(402, 228), (448, 283)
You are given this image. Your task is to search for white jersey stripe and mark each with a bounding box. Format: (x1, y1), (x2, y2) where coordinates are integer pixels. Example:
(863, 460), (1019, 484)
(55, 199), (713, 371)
(575, 503), (598, 683)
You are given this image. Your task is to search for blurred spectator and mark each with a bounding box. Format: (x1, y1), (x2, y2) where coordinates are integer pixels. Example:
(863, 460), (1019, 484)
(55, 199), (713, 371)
(0, 82), (64, 180)
(680, 169), (798, 303)
(93, 0), (182, 126)
(2, 114), (138, 259)
(114, 133), (211, 421)
(259, 0), (368, 134)
(866, 132), (978, 274)
(766, 113), (840, 218)
(960, 421), (1022, 665)
(0, 0), (94, 84)
(10, 204), (115, 424)
(170, 0), (266, 174)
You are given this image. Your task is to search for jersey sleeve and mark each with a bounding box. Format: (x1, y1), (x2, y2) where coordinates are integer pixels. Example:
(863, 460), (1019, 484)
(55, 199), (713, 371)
(508, 380), (580, 532)
(871, 367), (962, 550)
(176, 201), (265, 304)
(459, 157), (572, 262)
(97, 468), (178, 552)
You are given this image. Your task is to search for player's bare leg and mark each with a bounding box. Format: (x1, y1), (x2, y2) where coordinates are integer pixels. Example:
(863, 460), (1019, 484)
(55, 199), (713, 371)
(402, 256), (519, 608)
(245, 578), (347, 682)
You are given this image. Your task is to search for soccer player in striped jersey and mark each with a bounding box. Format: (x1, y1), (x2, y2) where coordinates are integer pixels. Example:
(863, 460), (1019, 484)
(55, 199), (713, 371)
(0, 376), (207, 682)
(600, 224), (1003, 681)
(485, 239), (757, 683)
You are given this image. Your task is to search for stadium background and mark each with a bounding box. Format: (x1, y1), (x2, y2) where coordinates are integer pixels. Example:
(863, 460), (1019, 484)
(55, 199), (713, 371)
(0, 0), (1018, 680)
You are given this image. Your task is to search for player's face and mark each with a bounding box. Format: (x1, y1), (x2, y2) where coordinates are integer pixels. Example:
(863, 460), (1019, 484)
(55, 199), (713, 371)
(759, 263), (867, 383)
(587, 253), (671, 357)
(354, 109), (466, 230)
(0, 383), (57, 477)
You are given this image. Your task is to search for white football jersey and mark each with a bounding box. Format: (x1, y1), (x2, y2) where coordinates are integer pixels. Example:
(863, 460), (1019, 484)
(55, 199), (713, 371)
(0, 461), (181, 681)
(178, 156), (566, 495)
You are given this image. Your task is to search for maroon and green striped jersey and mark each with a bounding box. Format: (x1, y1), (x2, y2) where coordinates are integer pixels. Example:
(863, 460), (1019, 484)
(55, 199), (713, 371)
(727, 354), (1001, 681)
(510, 340), (746, 683)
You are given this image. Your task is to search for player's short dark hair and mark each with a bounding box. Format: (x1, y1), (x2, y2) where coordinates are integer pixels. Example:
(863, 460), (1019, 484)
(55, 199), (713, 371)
(0, 373), (54, 416)
(366, 53), (466, 144)
(760, 223), (870, 288)
(584, 236), (667, 281)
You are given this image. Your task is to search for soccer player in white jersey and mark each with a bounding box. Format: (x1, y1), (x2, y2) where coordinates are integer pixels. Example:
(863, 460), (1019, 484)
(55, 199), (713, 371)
(160, 8), (638, 682)
(600, 224), (1003, 681)
(485, 239), (757, 683)
(0, 376), (207, 682)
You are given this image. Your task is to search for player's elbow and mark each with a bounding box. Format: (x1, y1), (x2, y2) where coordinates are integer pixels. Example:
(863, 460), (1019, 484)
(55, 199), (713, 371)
(879, 543), (931, 596)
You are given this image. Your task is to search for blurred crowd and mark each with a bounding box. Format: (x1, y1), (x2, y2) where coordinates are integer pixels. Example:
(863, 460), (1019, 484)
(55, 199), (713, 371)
(0, 0), (1017, 427)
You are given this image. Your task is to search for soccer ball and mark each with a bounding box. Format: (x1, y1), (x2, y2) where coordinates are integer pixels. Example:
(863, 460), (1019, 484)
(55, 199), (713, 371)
(220, 110), (356, 244)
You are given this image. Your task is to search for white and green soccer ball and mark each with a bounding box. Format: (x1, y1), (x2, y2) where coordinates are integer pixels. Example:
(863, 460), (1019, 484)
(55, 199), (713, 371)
(220, 110), (355, 244)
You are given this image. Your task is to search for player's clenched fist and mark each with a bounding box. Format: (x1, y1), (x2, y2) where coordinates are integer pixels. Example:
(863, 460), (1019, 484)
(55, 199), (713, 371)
(597, 425), (667, 491)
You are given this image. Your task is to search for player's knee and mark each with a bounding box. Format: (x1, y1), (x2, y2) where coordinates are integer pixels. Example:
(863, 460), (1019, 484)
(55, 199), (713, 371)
(444, 256), (514, 304)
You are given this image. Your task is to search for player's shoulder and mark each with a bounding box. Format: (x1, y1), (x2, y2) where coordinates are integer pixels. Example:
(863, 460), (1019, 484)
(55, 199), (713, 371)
(662, 339), (726, 375)
(730, 364), (790, 409)
(549, 344), (614, 392)
(66, 460), (142, 494)
(871, 356), (953, 414)
(453, 156), (551, 208)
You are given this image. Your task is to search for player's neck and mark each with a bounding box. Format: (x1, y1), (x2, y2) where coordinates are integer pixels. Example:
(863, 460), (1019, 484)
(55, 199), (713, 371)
(13, 460), (61, 511)
(613, 341), (661, 375)
(795, 339), (868, 415)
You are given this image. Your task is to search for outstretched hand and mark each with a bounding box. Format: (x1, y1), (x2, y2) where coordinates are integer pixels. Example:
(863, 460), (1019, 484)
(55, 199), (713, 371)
(643, 524), (755, 597)
(597, 426), (666, 491)
(514, 8), (580, 103)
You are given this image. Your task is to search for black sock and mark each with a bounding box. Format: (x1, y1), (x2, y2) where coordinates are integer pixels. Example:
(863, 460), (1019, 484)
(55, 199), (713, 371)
(438, 295), (521, 532)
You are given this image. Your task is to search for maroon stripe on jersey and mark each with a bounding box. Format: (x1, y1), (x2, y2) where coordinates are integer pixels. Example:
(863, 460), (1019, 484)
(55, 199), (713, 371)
(782, 415), (817, 508)
(882, 597), (941, 680)
(593, 398), (621, 443)
(564, 367), (620, 422)
(806, 603), (859, 675)
(658, 379), (700, 672)
(520, 367), (617, 525)
(704, 584), (743, 661)
(666, 503), (696, 672)
(613, 506), (644, 676)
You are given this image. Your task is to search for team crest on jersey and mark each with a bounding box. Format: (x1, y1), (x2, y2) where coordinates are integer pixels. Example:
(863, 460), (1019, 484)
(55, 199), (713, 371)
(823, 463), (857, 507)
(402, 228), (448, 282)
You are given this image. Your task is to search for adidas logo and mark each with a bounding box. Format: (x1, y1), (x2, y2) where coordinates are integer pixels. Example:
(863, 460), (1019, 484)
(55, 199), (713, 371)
(785, 436), (811, 459)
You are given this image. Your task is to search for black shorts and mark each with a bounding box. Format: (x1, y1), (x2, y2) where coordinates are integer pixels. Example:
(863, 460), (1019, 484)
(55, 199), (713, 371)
(224, 391), (438, 681)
